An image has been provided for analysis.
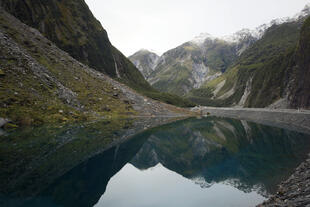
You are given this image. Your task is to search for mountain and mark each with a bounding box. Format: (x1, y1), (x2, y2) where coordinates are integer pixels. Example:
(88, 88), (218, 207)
(129, 49), (159, 79)
(148, 40), (233, 96)
(0, 0), (151, 91)
(188, 8), (310, 109)
(0, 0), (194, 111)
(289, 15), (310, 108)
(0, 7), (191, 127)
(129, 4), (310, 109)
(130, 30), (257, 96)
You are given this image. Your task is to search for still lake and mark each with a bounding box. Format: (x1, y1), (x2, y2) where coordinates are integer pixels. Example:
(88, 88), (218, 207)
(1, 117), (310, 207)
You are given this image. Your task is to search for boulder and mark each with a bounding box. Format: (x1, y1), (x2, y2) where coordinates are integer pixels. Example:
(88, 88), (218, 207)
(0, 118), (10, 128)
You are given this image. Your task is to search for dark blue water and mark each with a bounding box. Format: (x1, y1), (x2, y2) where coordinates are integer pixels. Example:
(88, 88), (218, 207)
(1, 117), (310, 207)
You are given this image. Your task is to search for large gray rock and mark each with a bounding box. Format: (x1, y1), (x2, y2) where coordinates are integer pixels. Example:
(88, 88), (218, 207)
(0, 117), (10, 128)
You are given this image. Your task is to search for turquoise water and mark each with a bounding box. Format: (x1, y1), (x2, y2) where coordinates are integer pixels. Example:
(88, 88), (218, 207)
(1, 117), (310, 207)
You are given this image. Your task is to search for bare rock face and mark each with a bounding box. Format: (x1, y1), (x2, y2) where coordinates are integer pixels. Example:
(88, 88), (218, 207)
(145, 40), (237, 96)
(129, 49), (159, 79)
(289, 16), (310, 109)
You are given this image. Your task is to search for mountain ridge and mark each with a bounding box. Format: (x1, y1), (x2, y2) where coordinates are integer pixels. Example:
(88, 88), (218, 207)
(0, 0), (195, 108)
(188, 17), (306, 108)
(128, 49), (159, 79)
(133, 30), (256, 96)
(129, 4), (310, 109)
(0, 7), (193, 127)
(0, 0), (151, 90)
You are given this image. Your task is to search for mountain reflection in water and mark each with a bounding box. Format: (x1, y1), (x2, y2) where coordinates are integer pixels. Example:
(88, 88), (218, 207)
(1, 117), (310, 207)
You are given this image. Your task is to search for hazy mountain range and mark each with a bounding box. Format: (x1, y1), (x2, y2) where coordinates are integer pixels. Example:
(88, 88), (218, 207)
(129, 4), (310, 108)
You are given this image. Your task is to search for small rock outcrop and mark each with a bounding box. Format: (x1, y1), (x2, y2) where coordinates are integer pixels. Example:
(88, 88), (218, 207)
(258, 154), (310, 207)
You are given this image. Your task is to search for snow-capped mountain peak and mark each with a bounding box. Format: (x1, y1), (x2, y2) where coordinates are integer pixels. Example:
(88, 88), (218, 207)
(191, 33), (215, 45)
(192, 3), (310, 45)
(294, 3), (310, 20)
(222, 28), (254, 43)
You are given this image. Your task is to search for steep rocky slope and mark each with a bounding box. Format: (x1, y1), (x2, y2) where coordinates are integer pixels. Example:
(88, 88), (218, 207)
(289, 16), (310, 109)
(188, 20), (302, 107)
(129, 49), (159, 79)
(188, 12), (310, 109)
(0, 0), (148, 89)
(0, 8), (190, 127)
(0, 0), (194, 107)
(129, 4), (310, 108)
(143, 31), (256, 96)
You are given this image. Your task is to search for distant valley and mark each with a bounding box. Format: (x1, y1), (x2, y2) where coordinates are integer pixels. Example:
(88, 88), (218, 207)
(129, 4), (310, 109)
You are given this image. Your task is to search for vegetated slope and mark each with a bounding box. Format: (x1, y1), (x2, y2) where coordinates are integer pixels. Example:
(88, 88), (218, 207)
(187, 19), (304, 108)
(0, 8), (189, 127)
(289, 16), (310, 109)
(0, 0), (141, 86)
(0, 0), (193, 107)
(129, 49), (159, 79)
(146, 32), (256, 96)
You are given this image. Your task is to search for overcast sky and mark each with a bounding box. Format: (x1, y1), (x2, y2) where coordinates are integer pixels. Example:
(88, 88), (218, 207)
(85, 0), (309, 56)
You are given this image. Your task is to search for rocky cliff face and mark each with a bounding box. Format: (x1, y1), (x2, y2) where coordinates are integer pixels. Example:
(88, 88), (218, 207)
(0, 0), (152, 91)
(289, 16), (310, 109)
(188, 7), (310, 109)
(147, 41), (237, 96)
(129, 49), (159, 78)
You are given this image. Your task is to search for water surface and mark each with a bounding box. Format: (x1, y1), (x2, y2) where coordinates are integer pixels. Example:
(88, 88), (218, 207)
(1, 117), (310, 207)
(96, 163), (263, 207)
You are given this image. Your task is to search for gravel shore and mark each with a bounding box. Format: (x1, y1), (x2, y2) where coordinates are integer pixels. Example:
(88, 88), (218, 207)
(199, 107), (310, 135)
